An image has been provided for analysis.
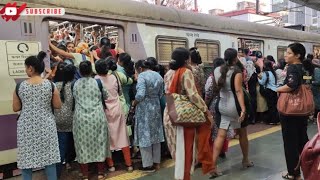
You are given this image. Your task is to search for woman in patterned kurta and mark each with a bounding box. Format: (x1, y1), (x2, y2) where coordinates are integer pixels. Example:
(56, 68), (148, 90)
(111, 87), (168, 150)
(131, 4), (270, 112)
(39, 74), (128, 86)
(189, 47), (206, 97)
(117, 53), (134, 110)
(73, 61), (111, 180)
(12, 52), (61, 180)
(164, 48), (214, 180)
(132, 60), (165, 172)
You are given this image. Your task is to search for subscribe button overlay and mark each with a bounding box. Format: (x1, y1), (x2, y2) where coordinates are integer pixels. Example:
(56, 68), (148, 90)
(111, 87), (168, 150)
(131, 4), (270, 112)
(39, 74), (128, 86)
(21, 8), (65, 16)
(4, 7), (65, 16)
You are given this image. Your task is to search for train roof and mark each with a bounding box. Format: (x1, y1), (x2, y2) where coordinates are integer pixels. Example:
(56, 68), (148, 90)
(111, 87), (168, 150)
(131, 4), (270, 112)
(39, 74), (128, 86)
(3, 0), (320, 43)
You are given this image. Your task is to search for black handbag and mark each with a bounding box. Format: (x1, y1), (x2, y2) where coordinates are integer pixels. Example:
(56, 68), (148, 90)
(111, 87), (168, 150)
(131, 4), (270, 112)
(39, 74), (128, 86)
(126, 106), (135, 126)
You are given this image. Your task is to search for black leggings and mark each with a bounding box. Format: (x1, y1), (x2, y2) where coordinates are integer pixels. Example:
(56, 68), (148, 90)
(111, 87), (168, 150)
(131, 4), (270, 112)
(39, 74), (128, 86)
(265, 89), (279, 124)
(280, 115), (309, 176)
(314, 109), (320, 118)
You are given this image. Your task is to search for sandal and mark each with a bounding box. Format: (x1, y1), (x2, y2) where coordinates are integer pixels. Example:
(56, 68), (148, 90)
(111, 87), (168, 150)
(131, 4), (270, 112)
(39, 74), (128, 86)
(282, 172), (295, 180)
(98, 172), (107, 180)
(127, 166), (134, 172)
(108, 166), (115, 172)
(209, 167), (223, 179)
(242, 161), (254, 169)
(209, 171), (223, 179)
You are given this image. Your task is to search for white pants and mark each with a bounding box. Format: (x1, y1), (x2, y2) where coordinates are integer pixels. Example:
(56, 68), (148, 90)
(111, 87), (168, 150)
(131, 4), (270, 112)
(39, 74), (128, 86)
(140, 143), (161, 167)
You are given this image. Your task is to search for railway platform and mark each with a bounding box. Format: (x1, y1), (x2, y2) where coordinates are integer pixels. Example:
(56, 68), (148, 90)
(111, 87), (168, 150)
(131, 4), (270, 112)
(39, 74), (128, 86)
(2, 123), (317, 180)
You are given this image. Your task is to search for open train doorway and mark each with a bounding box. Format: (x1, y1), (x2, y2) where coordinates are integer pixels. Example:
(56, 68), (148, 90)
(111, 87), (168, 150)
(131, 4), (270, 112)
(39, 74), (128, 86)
(48, 20), (122, 48)
(0, 19), (124, 178)
(46, 20), (124, 77)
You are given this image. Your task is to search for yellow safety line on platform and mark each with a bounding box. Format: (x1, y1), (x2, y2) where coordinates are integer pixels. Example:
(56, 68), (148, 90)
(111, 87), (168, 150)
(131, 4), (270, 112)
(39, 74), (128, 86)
(108, 125), (281, 180)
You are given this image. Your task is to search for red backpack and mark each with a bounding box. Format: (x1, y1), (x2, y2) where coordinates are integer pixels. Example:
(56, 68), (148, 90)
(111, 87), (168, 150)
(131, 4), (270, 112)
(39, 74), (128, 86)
(298, 113), (320, 180)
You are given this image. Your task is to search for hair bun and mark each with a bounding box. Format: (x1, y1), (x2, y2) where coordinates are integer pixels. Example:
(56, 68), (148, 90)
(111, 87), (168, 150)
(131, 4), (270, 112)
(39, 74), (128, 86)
(143, 60), (151, 69)
(37, 51), (47, 62)
(106, 57), (118, 71)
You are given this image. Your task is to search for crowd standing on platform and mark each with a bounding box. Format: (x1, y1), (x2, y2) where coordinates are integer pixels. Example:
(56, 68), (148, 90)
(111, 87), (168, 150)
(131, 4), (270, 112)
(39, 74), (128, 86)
(12, 30), (320, 180)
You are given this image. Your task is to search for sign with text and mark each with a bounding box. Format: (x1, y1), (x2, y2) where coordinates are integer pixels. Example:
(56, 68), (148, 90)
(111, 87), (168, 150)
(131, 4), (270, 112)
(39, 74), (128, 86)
(5, 41), (40, 76)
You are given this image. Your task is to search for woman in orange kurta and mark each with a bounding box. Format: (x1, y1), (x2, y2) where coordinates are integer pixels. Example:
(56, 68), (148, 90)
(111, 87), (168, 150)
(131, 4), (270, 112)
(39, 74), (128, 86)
(164, 47), (214, 180)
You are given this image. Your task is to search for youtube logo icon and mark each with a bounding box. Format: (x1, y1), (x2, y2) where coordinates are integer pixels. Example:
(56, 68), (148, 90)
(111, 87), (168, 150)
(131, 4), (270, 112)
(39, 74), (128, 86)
(5, 7), (17, 15)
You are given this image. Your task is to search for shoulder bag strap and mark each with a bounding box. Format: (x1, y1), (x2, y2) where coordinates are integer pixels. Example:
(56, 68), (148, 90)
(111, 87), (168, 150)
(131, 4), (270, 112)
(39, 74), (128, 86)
(15, 81), (22, 99)
(81, 54), (86, 61)
(15, 81), (23, 110)
(50, 81), (55, 113)
(263, 71), (269, 87)
(15, 81), (23, 121)
(71, 80), (76, 111)
(230, 71), (241, 115)
(112, 71), (123, 96)
(95, 79), (107, 110)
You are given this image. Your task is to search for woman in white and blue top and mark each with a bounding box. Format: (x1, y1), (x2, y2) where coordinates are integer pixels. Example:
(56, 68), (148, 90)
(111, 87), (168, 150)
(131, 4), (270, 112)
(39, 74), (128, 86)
(258, 60), (280, 124)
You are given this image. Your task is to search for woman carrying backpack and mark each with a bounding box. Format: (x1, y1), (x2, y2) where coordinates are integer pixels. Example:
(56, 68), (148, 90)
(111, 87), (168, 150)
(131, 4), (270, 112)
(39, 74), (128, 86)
(72, 61), (111, 180)
(95, 58), (133, 172)
(13, 51), (62, 180)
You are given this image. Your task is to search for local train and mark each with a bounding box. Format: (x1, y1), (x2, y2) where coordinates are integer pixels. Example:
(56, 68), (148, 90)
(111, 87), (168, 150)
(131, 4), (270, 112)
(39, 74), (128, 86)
(1, 0), (320, 177)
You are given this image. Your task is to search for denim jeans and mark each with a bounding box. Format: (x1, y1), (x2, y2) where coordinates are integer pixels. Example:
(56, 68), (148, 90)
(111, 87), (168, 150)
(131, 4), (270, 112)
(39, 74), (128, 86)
(57, 132), (76, 177)
(22, 164), (57, 180)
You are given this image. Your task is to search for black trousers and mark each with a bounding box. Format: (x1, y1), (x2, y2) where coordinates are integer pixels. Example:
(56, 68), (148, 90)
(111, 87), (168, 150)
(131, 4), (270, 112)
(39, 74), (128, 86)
(66, 134), (76, 163)
(264, 89), (279, 124)
(280, 115), (309, 176)
(248, 75), (257, 124)
(314, 109), (320, 118)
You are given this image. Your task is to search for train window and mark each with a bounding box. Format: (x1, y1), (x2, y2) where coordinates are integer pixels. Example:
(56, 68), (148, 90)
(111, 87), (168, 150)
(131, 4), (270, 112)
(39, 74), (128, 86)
(238, 38), (264, 54)
(156, 37), (188, 65)
(48, 21), (121, 49)
(277, 46), (287, 60)
(195, 40), (220, 64)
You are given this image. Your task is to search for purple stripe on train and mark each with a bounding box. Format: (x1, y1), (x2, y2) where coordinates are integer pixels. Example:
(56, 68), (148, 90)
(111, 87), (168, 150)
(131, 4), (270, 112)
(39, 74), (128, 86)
(0, 78), (26, 151)
(0, 114), (18, 151)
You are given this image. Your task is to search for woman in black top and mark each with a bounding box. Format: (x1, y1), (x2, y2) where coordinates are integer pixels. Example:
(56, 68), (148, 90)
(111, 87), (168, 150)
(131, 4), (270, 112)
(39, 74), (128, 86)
(277, 43), (309, 180)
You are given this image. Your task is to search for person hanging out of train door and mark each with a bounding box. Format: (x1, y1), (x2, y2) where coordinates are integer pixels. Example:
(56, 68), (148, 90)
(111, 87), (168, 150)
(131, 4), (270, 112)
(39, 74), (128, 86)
(92, 37), (118, 60)
(49, 37), (95, 79)
(12, 51), (62, 180)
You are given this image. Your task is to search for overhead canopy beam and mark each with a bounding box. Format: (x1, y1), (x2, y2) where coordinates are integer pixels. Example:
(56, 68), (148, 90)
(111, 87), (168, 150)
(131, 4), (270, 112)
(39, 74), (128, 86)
(290, 0), (320, 11)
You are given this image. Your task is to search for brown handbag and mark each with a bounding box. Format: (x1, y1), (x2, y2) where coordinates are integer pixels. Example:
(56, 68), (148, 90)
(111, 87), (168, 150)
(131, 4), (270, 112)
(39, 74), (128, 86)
(166, 68), (206, 127)
(166, 93), (206, 127)
(277, 84), (314, 116)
